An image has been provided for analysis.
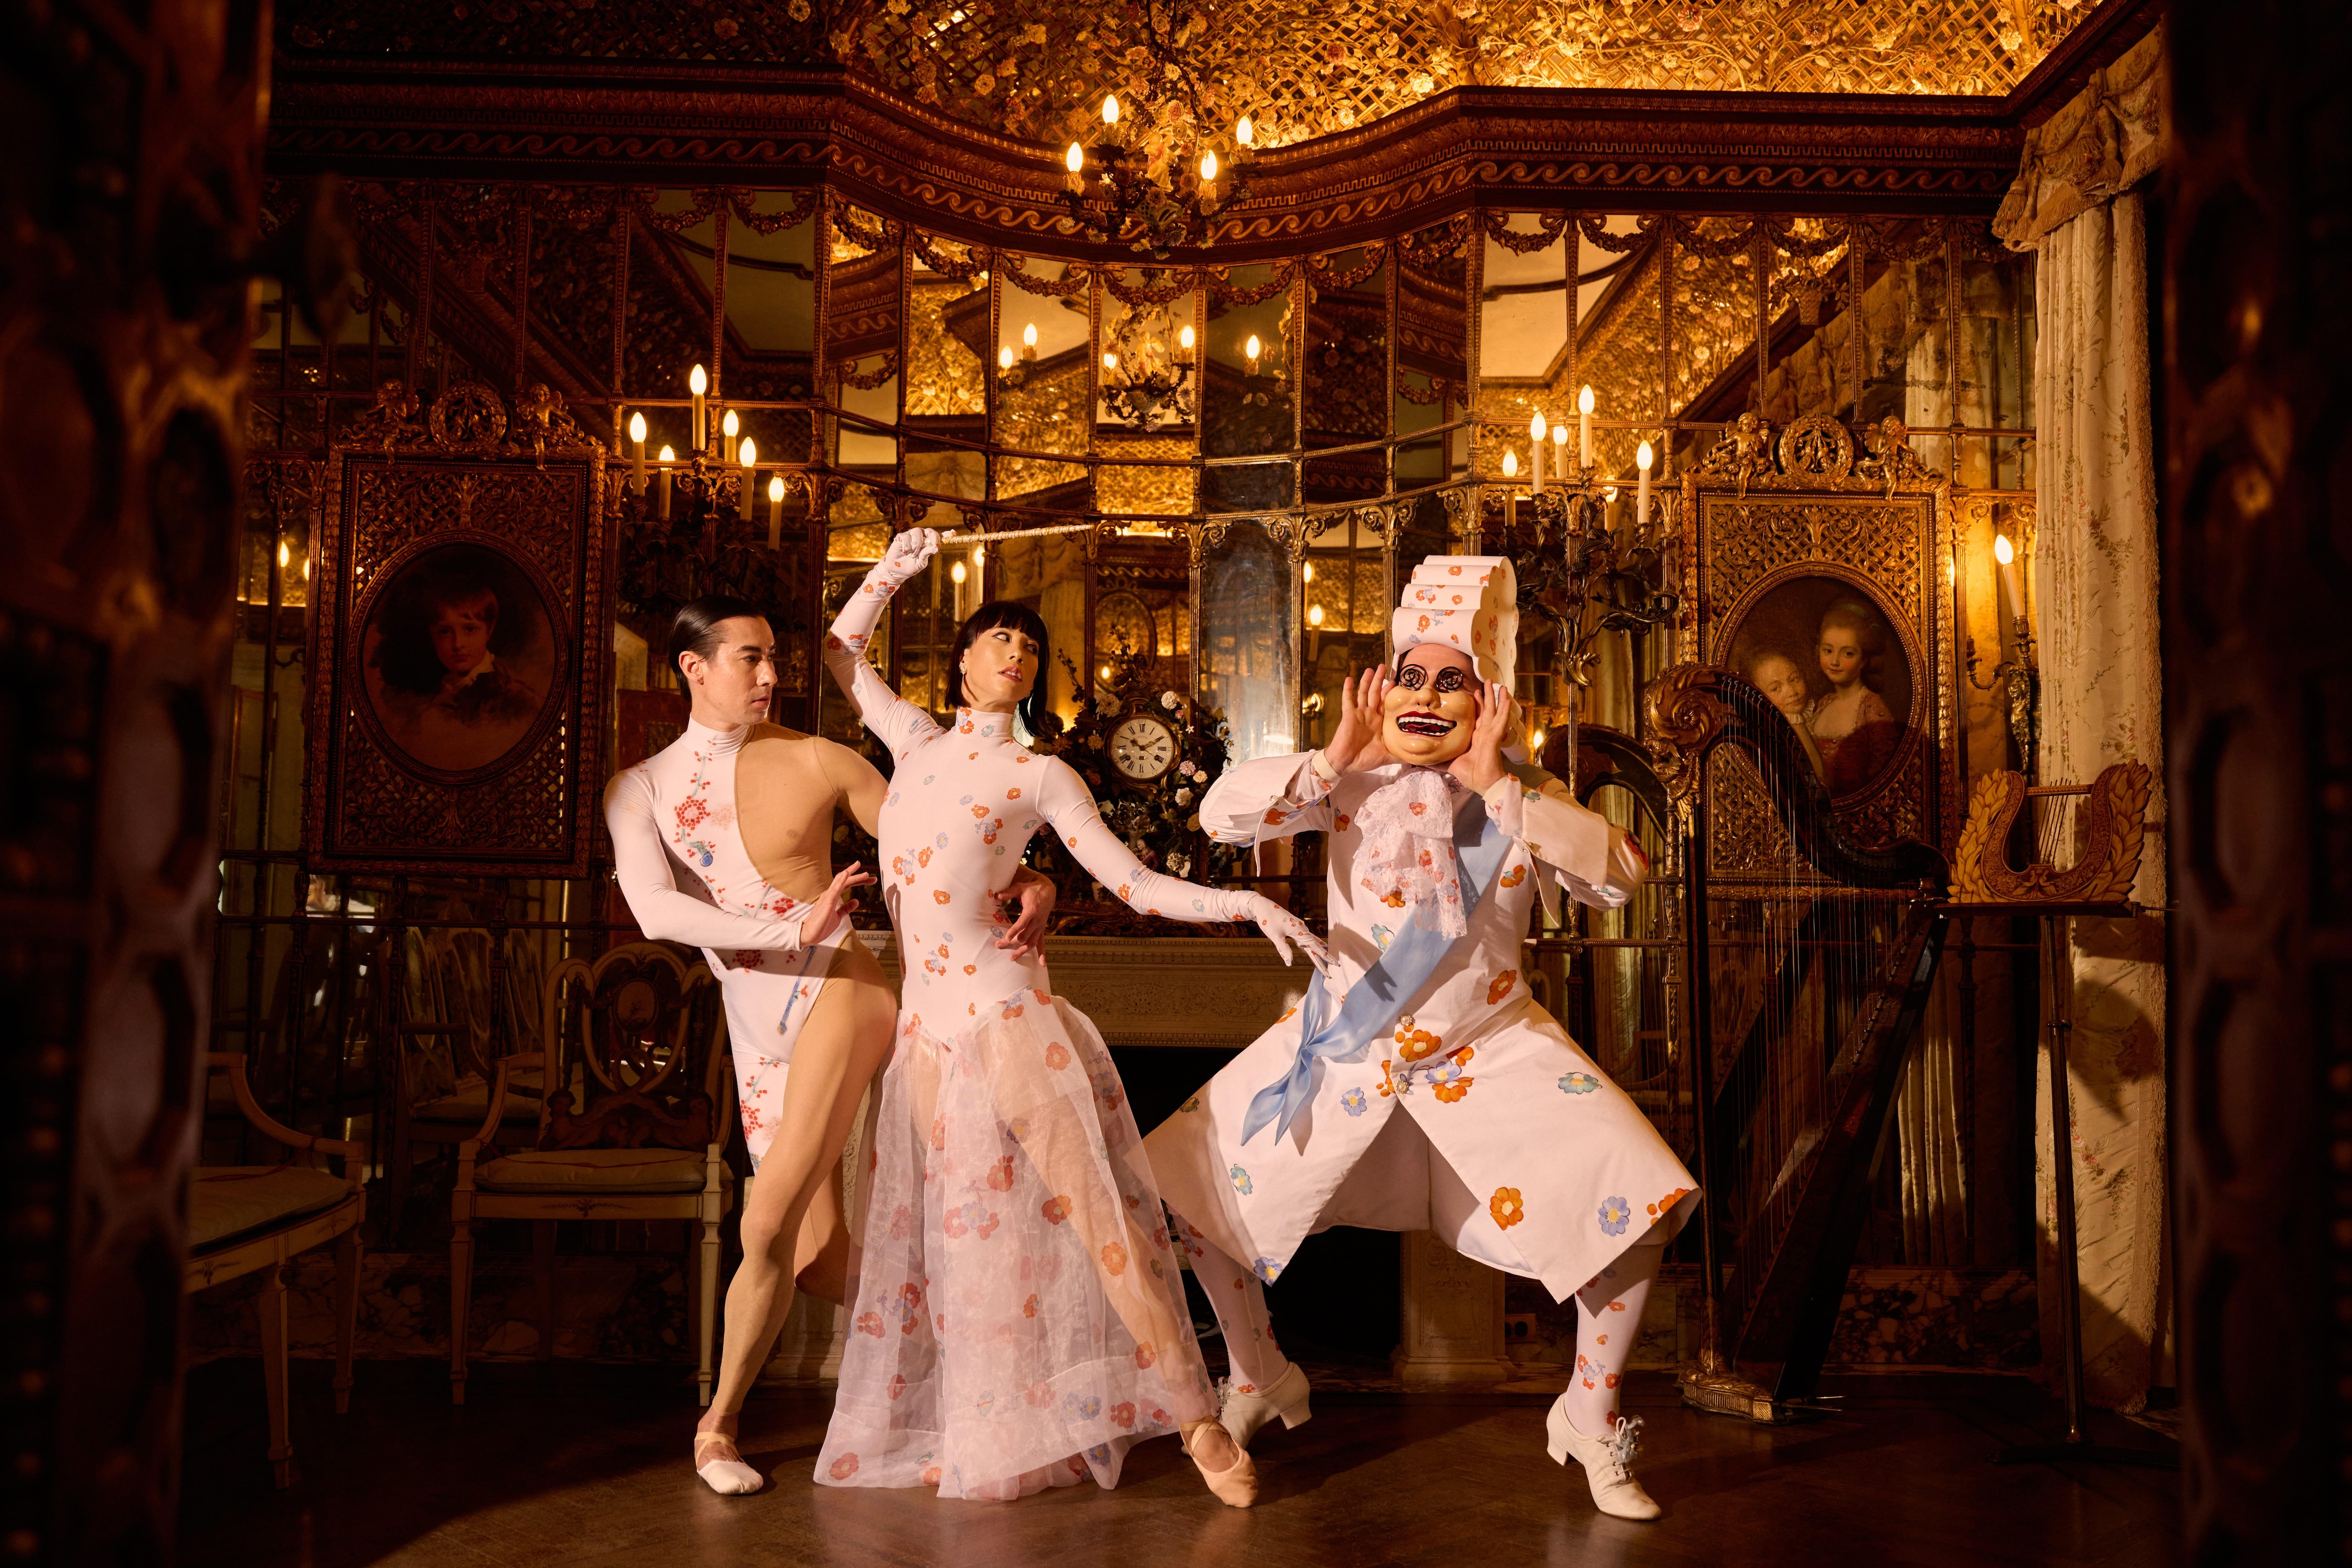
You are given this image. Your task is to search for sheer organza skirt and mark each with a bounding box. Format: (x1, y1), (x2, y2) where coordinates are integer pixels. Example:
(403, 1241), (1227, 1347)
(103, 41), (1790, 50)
(815, 987), (1214, 1501)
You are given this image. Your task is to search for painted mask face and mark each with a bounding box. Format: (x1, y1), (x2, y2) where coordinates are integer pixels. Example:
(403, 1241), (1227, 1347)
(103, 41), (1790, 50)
(1381, 644), (1480, 766)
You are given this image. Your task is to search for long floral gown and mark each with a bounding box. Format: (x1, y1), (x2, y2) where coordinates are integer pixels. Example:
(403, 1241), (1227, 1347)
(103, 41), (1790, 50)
(813, 566), (1289, 1501)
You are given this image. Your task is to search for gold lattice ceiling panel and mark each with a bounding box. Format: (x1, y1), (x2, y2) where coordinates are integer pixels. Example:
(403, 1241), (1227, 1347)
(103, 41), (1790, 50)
(832, 0), (2090, 149)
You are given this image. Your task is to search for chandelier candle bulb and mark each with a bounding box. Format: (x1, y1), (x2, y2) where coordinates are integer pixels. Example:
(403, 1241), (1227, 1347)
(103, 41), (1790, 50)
(999, 344), (1015, 371)
(1064, 142), (1085, 192)
(1579, 384), (1595, 468)
(688, 364), (707, 453)
(1102, 94), (1120, 130)
(1245, 333), (1262, 375)
(1236, 115), (1255, 157)
(721, 408), (739, 446)
(628, 411), (646, 493)
(1994, 533), (2025, 626)
(1530, 411), (1548, 491)
(767, 474), (785, 547)
(1178, 324), (1195, 363)
(656, 445), (675, 521)
(1636, 439), (1654, 529)
(1022, 321), (1039, 360)
(1552, 423), (1569, 476)
(737, 437), (757, 521)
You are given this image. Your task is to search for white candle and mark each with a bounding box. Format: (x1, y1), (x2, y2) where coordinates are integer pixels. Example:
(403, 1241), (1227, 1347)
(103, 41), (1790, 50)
(628, 411), (646, 493)
(1994, 533), (2025, 626)
(689, 365), (707, 453)
(1578, 384), (1595, 469)
(1551, 422), (1569, 479)
(1529, 411), (1548, 492)
(767, 473), (786, 548)
(1636, 439), (1654, 530)
(656, 445), (675, 521)
(737, 437), (757, 521)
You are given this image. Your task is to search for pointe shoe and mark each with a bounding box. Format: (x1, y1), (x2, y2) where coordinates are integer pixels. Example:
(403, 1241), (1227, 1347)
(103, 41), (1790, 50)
(1218, 1361), (1313, 1449)
(694, 1429), (763, 1496)
(1181, 1418), (1260, 1508)
(1544, 1402), (1661, 1521)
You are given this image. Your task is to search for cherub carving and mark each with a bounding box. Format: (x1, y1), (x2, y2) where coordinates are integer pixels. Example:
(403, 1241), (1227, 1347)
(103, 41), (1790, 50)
(1854, 414), (1938, 498)
(1697, 410), (1774, 497)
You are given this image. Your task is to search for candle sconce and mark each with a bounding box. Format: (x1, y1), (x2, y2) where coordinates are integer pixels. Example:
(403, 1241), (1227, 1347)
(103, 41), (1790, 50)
(1966, 528), (2040, 780)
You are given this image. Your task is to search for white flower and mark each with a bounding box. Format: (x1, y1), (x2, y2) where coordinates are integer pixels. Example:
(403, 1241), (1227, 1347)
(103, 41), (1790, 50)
(1161, 691), (1180, 709)
(1086, 734), (1104, 749)
(1176, 787), (1193, 805)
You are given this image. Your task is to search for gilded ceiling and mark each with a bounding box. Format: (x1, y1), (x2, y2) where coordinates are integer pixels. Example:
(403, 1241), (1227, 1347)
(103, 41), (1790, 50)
(286, 0), (2094, 149)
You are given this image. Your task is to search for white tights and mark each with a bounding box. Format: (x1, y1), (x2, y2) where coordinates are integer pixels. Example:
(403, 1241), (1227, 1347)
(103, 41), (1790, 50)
(1563, 1228), (1668, 1437)
(1187, 1232), (1290, 1393)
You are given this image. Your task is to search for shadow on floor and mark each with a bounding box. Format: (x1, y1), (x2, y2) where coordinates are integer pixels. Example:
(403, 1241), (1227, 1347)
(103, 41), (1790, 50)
(180, 1359), (2180, 1568)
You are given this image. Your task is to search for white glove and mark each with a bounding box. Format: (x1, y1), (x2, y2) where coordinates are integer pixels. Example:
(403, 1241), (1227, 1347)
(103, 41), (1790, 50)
(1239, 893), (1332, 978)
(871, 526), (939, 591)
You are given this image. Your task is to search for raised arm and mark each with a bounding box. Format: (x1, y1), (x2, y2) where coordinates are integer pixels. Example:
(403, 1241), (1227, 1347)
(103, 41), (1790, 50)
(1197, 751), (1336, 847)
(604, 770), (818, 953)
(1485, 769), (1647, 911)
(822, 527), (946, 762)
(1037, 759), (1327, 971)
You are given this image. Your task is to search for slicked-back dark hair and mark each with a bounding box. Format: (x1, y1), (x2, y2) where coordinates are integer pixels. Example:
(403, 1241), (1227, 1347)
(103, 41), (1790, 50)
(668, 595), (770, 686)
(948, 600), (1060, 739)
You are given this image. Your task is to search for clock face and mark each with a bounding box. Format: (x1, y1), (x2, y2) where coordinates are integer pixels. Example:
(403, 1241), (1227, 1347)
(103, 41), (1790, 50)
(1109, 715), (1178, 782)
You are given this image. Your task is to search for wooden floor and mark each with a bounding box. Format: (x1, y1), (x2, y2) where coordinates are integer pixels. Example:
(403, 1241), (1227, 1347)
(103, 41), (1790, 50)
(180, 1359), (2180, 1568)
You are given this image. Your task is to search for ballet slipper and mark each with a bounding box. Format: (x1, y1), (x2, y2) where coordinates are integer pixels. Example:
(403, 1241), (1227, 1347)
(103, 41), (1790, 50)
(693, 1429), (764, 1496)
(1180, 1418), (1259, 1508)
(1544, 1401), (1660, 1521)
(1218, 1361), (1313, 1449)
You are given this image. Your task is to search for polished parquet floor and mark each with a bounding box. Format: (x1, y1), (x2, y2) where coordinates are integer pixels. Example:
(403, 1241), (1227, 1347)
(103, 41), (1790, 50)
(181, 1359), (2179, 1568)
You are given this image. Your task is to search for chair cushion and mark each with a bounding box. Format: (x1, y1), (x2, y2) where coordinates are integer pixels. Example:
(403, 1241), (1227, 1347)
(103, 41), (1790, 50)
(190, 1166), (352, 1252)
(475, 1147), (728, 1194)
(413, 1080), (542, 1126)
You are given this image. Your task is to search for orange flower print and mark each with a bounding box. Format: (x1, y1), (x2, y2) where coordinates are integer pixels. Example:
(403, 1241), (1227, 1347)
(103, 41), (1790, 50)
(1432, 1080), (1471, 1104)
(1487, 969), (1518, 1005)
(1335, 812), (1352, 831)
(1111, 1402), (1136, 1429)
(1033, 988), (1050, 1005)
(1025, 1382), (1054, 1408)
(1007, 788), (1022, 800)
(971, 804), (989, 818)
(1264, 807), (1287, 825)
(933, 890), (952, 904)
(1045, 1042), (1072, 1069)
(856, 1311), (883, 1337)
(1117, 883), (1133, 900)
(1134, 1342), (1156, 1370)
(1022, 1293), (1040, 1318)
(918, 847), (934, 868)
(1499, 862), (1527, 889)
(1002, 1001), (1025, 1020)
(1101, 1242), (1128, 1276)
(1379, 888), (1407, 908)
(987, 1156), (1016, 1191)
(921, 1465), (942, 1486)
(1605, 1372), (1621, 1389)
(1377, 1059), (1398, 1098)
(1408, 799), (1429, 817)
(930, 1115), (947, 1150)
(1645, 1188), (1692, 1222)
(962, 963), (977, 976)
(1041, 1194), (1072, 1225)
(829, 1453), (860, 1480)
(1490, 1187), (1526, 1229)
(1276, 1005), (1298, 1023)
(1394, 1024), (1443, 1062)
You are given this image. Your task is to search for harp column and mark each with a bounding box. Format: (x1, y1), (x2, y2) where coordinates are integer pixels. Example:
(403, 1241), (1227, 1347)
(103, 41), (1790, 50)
(1393, 1234), (1516, 1388)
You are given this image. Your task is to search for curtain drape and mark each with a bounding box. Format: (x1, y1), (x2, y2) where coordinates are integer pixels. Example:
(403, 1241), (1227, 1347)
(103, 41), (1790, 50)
(2026, 191), (2169, 1412)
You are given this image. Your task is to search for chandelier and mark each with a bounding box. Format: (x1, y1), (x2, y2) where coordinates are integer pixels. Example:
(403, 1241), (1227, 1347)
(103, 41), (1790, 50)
(1099, 281), (1196, 430)
(1057, 7), (1255, 259)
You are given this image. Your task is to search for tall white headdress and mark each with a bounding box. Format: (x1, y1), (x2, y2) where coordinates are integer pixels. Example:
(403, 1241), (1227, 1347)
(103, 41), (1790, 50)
(1391, 555), (1518, 690)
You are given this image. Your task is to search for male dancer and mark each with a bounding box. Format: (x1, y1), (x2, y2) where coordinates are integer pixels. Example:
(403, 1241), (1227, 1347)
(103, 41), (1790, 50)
(1143, 557), (1700, 1520)
(604, 595), (1053, 1494)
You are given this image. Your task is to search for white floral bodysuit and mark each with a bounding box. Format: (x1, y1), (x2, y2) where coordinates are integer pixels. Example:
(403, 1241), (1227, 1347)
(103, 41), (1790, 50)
(813, 562), (1273, 1502)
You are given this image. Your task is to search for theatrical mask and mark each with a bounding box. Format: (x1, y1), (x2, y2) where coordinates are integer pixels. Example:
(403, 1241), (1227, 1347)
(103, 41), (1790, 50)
(1381, 646), (1481, 766)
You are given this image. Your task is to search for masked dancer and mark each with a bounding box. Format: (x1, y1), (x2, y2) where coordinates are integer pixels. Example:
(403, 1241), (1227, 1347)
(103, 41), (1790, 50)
(604, 596), (1055, 1495)
(813, 529), (1328, 1506)
(1143, 557), (1701, 1520)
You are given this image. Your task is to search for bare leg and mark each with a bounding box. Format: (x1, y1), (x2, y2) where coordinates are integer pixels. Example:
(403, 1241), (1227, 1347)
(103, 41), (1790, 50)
(693, 952), (893, 1490)
(791, 1161), (854, 1305)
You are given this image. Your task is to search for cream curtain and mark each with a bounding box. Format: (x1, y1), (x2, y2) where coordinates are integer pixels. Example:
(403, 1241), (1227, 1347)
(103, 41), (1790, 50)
(2026, 190), (2169, 1412)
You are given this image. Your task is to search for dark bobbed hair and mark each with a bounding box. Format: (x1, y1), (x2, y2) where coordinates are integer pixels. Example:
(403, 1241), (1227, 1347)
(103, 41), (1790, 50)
(668, 595), (771, 686)
(948, 600), (1061, 739)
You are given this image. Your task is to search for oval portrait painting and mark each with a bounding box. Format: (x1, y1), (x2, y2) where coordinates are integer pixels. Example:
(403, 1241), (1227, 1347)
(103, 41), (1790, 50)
(360, 541), (559, 779)
(1724, 574), (1914, 798)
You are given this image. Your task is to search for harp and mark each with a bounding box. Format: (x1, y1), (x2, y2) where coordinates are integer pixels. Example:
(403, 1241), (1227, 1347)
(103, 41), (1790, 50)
(1649, 662), (1950, 1420)
(1653, 412), (1963, 1421)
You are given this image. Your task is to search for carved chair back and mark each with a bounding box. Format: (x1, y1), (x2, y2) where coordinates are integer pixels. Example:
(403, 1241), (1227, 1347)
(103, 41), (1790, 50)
(530, 942), (728, 1155)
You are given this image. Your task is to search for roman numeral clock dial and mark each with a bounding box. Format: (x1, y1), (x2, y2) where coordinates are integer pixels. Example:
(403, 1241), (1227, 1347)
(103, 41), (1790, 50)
(1109, 714), (1178, 784)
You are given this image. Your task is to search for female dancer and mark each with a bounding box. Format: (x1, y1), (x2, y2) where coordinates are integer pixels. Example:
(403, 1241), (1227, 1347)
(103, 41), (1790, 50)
(814, 529), (1326, 1505)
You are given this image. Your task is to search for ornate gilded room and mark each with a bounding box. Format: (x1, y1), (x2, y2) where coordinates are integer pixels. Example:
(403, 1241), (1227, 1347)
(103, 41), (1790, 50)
(3, 0), (2342, 1561)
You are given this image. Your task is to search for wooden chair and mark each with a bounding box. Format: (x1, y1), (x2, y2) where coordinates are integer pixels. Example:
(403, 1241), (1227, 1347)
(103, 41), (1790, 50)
(389, 927), (549, 1236)
(448, 941), (735, 1406)
(185, 1053), (367, 1488)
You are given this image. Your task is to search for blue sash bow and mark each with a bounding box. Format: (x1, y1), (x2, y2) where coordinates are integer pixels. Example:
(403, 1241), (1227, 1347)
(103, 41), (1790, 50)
(1240, 792), (1513, 1146)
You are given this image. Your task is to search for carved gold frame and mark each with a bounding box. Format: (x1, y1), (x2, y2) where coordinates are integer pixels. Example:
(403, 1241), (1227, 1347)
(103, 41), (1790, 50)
(1677, 414), (1959, 885)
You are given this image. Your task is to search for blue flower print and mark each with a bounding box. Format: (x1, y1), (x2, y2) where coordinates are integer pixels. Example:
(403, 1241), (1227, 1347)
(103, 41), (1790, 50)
(923, 774), (936, 785)
(1559, 1072), (1601, 1095)
(1229, 1165), (1253, 1196)
(959, 794), (974, 805)
(1370, 923), (1393, 950)
(974, 1390), (995, 1414)
(935, 832), (949, 849)
(1598, 1195), (1632, 1236)
(1252, 1257), (1283, 1284)
(1086, 1442), (1114, 1466)
(1065, 1393), (1103, 1420)
(1340, 1087), (1369, 1117)
(684, 839), (716, 867)
(887, 790), (902, 807)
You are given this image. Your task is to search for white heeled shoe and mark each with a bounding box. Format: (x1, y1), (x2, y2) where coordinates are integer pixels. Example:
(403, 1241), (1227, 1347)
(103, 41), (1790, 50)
(1544, 1401), (1661, 1521)
(1218, 1361), (1313, 1449)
